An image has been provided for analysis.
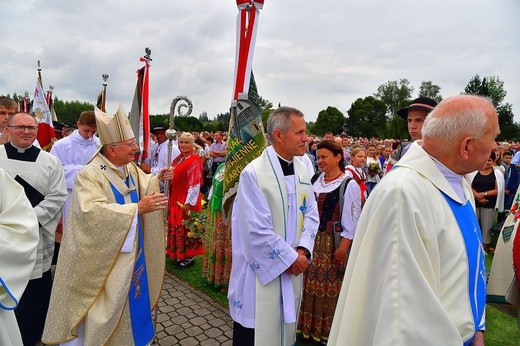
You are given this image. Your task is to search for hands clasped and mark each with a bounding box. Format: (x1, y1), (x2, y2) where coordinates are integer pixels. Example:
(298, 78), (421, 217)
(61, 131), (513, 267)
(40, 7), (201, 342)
(286, 252), (309, 276)
(138, 192), (168, 214)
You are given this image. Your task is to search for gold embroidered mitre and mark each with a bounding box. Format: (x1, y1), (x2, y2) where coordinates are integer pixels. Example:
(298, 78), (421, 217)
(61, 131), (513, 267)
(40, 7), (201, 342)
(95, 104), (135, 145)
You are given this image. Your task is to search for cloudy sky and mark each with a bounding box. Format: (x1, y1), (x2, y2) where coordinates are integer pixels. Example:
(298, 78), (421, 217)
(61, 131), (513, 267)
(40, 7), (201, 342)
(1, 0), (519, 125)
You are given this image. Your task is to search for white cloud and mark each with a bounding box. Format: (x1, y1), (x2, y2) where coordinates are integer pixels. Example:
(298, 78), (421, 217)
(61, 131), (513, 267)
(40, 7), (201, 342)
(1, 0), (519, 129)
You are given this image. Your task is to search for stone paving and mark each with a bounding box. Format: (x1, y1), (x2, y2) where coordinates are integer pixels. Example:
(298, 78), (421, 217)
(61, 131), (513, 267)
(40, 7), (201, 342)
(153, 272), (233, 346)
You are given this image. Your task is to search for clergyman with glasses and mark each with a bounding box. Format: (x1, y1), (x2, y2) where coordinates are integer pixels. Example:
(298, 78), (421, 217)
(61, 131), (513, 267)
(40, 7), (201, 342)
(43, 105), (172, 345)
(0, 111), (67, 345)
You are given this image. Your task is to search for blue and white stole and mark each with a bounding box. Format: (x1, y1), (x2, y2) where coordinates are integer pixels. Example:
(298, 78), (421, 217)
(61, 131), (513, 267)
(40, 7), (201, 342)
(110, 174), (154, 346)
(441, 192), (486, 346)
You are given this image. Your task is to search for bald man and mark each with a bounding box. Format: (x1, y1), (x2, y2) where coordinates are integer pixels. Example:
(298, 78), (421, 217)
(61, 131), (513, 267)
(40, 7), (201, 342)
(329, 95), (499, 346)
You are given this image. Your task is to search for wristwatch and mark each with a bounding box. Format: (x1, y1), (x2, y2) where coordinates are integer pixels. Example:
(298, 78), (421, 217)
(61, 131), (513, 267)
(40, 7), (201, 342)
(484, 191), (487, 197)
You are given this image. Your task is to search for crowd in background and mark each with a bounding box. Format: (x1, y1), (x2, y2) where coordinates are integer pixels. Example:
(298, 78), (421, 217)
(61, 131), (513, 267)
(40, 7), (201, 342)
(2, 92), (519, 345)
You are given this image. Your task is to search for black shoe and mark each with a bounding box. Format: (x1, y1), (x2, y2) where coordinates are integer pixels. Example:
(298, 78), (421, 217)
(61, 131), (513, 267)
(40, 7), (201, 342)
(176, 258), (195, 269)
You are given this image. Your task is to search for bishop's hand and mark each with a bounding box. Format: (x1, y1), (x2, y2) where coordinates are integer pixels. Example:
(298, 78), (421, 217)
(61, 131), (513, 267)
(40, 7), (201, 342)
(138, 192), (168, 214)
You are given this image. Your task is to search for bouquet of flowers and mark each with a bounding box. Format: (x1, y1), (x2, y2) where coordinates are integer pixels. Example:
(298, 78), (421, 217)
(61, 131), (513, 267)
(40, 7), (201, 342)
(182, 211), (207, 239)
(367, 162), (381, 176)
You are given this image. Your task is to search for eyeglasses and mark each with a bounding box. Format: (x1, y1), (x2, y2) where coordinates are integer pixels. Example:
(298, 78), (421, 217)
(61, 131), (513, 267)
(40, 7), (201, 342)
(8, 125), (38, 132)
(110, 140), (138, 148)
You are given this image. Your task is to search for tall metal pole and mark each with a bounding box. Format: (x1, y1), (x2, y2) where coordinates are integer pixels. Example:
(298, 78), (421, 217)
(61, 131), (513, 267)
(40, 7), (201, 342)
(101, 74), (109, 112)
(37, 60), (43, 84)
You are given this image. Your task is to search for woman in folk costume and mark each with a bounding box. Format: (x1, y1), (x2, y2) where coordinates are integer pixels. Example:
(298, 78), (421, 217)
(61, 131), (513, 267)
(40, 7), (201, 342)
(298, 140), (362, 343)
(202, 162), (232, 290)
(167, 132), (204, 268)
(365, 143), (382, 195)
(344, 146), (368, 204)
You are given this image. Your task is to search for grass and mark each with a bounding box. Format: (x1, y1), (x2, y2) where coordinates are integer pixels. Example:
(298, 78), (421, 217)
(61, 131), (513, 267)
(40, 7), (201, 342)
(165, 255), (228, 308)
(486, 305), (519, 345)
(166, 254), (520, 345)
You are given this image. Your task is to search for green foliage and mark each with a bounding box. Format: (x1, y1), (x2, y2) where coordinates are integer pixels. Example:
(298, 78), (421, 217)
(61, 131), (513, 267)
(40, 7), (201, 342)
(373, 79), (414, 118)
(53, 98), (95, 125)
(418, 81), (443, 103)
(346, 97), (387, 138)
(306, 121), (316, 135)
(464, 74), (520, 140)
(465, 75), (507, 108)
(216, 112), (231, 129)
(203, 121), (227, 132)
(149, 114), (205, 132)
(261, 107), (271, 130)
(198, 111), (209, 122)
(173, 116), (204, 132)
(150, 114), (169, 129)
(386, 116), (408, 139)
(314, 106), (345, 136)
(497, 103), (520, 140)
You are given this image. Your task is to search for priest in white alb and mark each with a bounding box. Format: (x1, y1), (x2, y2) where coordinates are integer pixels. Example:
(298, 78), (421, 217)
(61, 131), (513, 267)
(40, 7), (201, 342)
(228, 106), (319, 346)
(0, 112), (67, 345)
(0, 167), (39, 346)
(329, 95), (499, 346)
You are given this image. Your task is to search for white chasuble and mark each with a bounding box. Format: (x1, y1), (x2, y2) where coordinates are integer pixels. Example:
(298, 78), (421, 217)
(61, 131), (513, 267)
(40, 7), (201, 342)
(329, 142), (485, 345)
(42, 154), (165, 345)
(0, 168), (39, 346)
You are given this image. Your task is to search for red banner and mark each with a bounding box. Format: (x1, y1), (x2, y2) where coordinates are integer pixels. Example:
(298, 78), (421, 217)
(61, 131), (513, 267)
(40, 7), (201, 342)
(232, 1), (263, 101)
(129, 58), (151, 164)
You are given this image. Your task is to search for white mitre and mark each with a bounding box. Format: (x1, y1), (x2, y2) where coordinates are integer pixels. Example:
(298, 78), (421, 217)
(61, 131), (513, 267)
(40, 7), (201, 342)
(95, 104), (135, 145)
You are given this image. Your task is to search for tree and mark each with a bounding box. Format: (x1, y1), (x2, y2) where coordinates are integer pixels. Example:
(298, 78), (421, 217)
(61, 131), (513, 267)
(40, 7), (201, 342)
(306, 121), (316, 135)
(346, 97), (387, 138)
(464, 74), (519, 140)
(496, 103), (519, 140)
(373, 79), (414, 119)
(198, 111), (209, 122)
(173, 116), (204, 132)
(314, 106), (345, 136)
(216, 112), (231, 130)
(53, 98), (95, 125)
(464, 74), (506, 108)
(418, 81), (443, 103)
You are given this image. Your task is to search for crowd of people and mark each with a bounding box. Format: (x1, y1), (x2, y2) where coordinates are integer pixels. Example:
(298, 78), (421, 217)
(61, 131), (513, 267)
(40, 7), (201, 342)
(1, 93), (519, 345)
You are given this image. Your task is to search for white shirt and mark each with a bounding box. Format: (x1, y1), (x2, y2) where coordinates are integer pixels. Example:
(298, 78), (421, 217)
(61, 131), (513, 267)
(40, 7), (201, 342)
(50, 130), (100, 227)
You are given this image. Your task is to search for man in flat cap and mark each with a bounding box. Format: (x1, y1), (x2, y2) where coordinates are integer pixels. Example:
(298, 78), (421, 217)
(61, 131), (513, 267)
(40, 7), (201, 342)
(390, 97), (438, 164)
(43, 105), (172, 346)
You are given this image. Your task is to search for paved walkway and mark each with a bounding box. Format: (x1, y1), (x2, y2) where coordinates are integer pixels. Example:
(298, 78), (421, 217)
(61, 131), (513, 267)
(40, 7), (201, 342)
(154, 272), (233, 345)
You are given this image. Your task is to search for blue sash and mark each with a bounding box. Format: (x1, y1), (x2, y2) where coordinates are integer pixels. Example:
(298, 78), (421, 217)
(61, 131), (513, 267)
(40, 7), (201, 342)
(110, 174), (154, 345)
(441, 192), (486, 346)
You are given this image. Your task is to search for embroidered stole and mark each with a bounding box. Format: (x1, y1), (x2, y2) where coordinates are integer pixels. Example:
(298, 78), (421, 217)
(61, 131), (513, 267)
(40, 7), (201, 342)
(110, 175), (154, 345)
(251, 148), (310, 346)
(441, 192), (486, 345)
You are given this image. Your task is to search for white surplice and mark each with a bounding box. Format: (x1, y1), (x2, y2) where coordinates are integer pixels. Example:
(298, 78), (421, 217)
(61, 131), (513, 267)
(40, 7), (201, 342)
(50, 130), (100, 227)
(0, 144), (67, 279)
(154, 140), (180, 175)
(0, 168), (39, 346)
